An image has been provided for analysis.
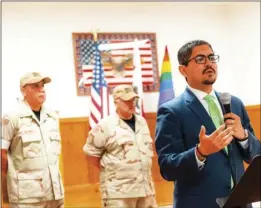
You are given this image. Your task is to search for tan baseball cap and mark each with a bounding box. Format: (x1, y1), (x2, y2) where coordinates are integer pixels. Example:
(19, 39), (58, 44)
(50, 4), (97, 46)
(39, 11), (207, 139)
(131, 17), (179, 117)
(112, 84), (139, 101)
(20, 72), (51, 87)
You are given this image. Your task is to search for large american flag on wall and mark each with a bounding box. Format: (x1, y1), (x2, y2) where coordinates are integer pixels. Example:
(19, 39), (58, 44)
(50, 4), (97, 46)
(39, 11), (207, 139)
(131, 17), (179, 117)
(80, 40), (153, 85)
(89, 42), (109, 128)
(73, 33), (159, 96)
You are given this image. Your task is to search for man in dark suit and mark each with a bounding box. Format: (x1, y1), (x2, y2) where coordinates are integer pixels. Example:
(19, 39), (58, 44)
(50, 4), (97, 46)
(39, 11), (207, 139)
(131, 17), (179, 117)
(155, 40), (261, 208)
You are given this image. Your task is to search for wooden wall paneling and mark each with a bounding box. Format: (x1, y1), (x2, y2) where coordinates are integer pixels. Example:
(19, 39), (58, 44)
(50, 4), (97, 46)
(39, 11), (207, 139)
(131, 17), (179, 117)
(60, 118), (90, 186)
(244, 105), (260, 169)
(145, 113), (167, 182)
(246, 105), (260, 140)
(64, 184), (101, 208)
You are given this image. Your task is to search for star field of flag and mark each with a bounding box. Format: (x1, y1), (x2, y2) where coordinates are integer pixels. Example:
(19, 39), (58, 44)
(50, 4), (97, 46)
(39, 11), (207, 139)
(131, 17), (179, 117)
(79, 39), (108, 66)
(92, 43), (107, 91)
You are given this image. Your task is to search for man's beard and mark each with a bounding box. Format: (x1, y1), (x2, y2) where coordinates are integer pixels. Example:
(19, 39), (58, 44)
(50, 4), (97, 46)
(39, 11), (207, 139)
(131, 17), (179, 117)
(202, 79), (216, 85)
(202, 67), (216, 85)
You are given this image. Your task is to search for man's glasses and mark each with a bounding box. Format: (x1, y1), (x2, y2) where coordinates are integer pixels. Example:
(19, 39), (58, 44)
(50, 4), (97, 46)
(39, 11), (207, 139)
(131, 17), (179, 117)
(185, 54), (220, 65)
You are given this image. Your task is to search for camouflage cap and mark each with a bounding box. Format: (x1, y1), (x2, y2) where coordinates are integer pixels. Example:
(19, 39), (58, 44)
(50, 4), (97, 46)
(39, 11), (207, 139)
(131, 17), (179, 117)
(112, 84), (139, 101)
(20, 72), (51, 87)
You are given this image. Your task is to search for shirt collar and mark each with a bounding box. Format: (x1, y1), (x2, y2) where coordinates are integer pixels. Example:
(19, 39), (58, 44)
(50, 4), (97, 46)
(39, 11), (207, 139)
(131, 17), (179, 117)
(187, 85), (217, 101)
(19, 100), (56, 119)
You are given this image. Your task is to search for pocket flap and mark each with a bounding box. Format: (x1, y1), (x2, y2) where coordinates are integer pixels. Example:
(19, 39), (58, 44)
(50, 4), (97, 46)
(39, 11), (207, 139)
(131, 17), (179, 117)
(116, 162), (141, 173)
(50, 131), (61, 141)
(115, 163), (141, 179)
(17, 170), (43, 180)
(50, 134), (61, 141)
(18, 170), (45, 199)
(143, 135), (153, 143)
(21, 135), (41, 143)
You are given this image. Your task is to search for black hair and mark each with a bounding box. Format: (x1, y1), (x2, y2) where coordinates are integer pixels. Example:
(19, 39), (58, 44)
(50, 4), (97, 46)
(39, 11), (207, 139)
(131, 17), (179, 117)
(177, 40), (213, 66)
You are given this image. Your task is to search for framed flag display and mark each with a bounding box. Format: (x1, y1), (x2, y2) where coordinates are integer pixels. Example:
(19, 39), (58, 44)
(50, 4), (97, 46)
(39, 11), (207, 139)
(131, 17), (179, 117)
(72, 32), (159, 96)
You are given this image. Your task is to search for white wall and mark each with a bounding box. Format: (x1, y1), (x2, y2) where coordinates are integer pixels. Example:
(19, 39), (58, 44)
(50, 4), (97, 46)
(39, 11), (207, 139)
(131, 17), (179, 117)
(2, 2), (260, 118)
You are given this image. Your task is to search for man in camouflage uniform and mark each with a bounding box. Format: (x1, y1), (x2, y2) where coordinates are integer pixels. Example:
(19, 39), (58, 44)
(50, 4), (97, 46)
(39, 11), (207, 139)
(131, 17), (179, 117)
(83, 84), (158, 208)
(1, 72), (64, 208)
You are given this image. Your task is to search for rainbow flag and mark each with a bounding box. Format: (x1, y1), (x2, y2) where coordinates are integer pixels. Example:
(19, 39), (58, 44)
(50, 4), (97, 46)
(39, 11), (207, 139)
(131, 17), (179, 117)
(158, 46), (175, 107)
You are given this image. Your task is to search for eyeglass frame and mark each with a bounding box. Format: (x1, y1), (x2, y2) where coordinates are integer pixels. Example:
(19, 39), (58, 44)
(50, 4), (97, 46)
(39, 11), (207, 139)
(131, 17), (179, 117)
(184, 54), (220, 65)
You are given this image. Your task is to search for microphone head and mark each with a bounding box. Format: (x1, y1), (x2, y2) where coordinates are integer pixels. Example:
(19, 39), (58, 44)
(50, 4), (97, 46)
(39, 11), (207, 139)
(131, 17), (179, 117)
(219, 92), (231, 105)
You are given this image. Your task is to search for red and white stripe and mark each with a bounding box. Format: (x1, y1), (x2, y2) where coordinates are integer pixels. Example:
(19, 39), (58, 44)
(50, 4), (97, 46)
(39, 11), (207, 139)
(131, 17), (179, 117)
(90, 85), (109, 128)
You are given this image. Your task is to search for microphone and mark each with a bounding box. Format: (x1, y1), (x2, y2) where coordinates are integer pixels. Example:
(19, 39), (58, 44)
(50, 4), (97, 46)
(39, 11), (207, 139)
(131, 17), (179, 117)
(219, 92), (232, 121)
(220, 92), (237, 186)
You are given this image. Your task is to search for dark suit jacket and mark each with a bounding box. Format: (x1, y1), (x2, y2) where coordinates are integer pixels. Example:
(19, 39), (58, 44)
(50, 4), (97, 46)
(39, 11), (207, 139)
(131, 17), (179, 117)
(155, 87), (261, 208)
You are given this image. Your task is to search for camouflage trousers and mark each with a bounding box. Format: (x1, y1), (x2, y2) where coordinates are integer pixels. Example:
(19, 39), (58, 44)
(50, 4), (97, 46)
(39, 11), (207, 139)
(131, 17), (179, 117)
(102, 195), (157, 208)
(9, 199), (64, 208)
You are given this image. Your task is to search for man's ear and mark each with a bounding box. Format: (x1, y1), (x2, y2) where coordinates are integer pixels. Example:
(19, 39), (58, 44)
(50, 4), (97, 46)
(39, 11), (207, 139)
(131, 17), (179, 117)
(21, 87), (26, 97)
(179, 65), (187, 78)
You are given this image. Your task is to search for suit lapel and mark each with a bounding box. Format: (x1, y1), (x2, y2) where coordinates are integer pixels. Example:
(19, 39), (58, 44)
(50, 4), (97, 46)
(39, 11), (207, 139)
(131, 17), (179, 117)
(185, 87), (216, 133)
(185, 88), (228, 157)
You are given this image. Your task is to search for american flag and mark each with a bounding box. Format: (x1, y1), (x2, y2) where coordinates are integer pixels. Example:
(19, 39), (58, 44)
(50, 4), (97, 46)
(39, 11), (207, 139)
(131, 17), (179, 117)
(79, 39), (154, 87)
(89, 42), (109, 128)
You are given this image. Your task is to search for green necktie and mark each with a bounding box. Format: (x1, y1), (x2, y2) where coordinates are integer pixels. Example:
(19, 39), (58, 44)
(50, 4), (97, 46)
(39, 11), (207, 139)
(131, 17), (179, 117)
(204, 95), (223, 129)
(204, 95), (226, 153)
(204, 95), (234, 188)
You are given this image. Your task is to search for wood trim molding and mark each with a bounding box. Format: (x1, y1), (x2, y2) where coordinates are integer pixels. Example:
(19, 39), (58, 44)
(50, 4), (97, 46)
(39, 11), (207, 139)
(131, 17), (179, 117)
(59, 117), (88, 123)
(245, 104), (260, 110)
(59, 105), (260, 124)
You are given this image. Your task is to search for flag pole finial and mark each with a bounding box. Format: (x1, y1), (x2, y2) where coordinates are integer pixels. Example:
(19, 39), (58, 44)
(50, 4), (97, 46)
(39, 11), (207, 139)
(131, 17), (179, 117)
(91, 29), (99, 42)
